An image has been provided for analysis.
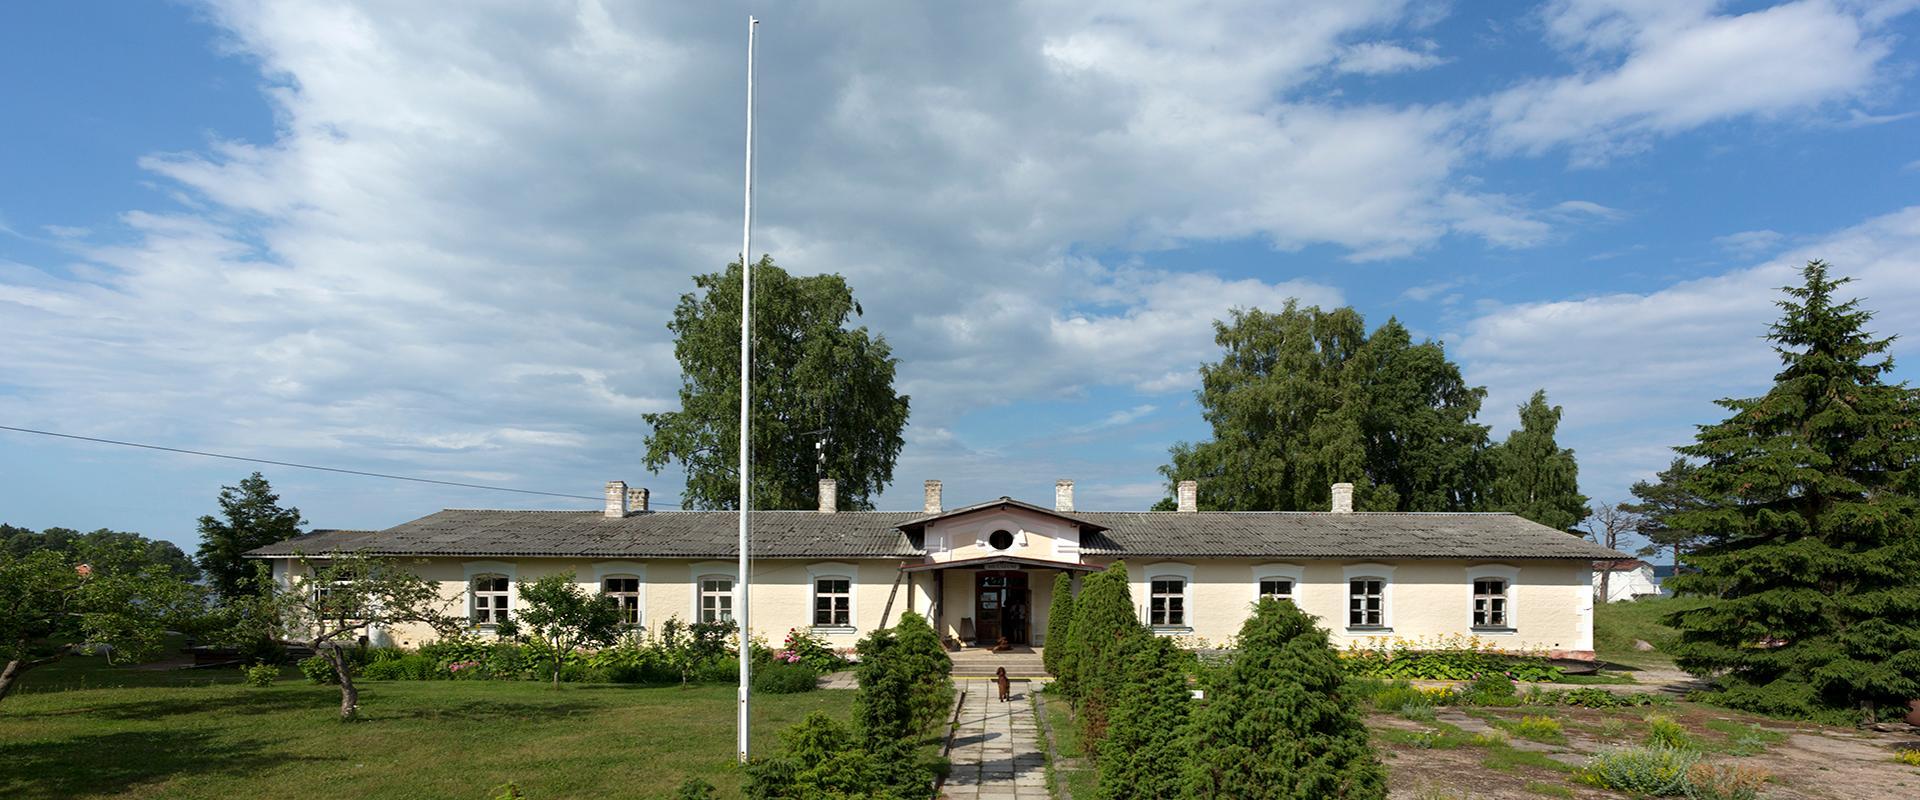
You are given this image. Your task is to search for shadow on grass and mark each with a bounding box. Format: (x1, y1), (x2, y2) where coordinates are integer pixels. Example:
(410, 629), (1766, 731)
(378, 699), (601, 722)
(7, 689), (325, 721)
(0, 729), (340, 799)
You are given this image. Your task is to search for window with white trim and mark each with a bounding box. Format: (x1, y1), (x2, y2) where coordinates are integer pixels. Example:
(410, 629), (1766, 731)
(1149, 577), (1186, 627)
(471, 575), (510, 625)
(813, 577), (851, 627)
(698, 575), (734, 623)
(1473, 578), (1509, 629)
(1348, 578), (1385, 628)
(602, 576), (641, 626)
(1258, 578), (1294, 601)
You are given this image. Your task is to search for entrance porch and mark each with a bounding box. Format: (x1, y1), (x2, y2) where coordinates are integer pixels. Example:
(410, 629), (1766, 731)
(900, 555), (1097, 664)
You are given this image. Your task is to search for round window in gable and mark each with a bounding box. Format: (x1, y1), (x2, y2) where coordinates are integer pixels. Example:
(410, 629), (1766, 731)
(988, 529), (1014, 550)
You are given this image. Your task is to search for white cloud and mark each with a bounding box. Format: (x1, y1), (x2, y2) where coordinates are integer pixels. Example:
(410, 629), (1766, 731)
(1457, 205), (1920, 502)
(1713, 229), (1785, 257)
(1335, 41), (1447, 75)
(1491, 0), (1902, 163)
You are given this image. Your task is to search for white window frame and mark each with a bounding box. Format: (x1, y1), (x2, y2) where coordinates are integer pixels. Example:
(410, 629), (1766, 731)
(1342, 563), (1395, 632)
(689, 561), (738, 625)
(1467, 564), (1520, 633)
(591, 561), (647, 629)
(806, 562), (859, 632)
(1251, 563), (1305, 604)
(1136, 562), (1195, 633)
(462, 561), (517, 630)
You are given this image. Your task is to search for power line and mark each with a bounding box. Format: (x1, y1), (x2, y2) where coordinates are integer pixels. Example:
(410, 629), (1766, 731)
(0, 424), (680, 506)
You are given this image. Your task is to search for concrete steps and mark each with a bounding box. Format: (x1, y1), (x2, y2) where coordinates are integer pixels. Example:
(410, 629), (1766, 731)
(949, 649), (1049, 678)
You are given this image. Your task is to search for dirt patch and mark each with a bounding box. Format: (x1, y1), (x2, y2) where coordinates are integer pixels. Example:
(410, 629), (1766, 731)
(1371, 702), (1920, 799)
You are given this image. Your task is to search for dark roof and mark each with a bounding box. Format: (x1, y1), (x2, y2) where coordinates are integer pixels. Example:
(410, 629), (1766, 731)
(246, 506), (1626, 561)
(899, 496), (1109, 533)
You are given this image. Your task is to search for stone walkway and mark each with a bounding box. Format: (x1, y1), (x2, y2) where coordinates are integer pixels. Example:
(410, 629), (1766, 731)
(942, 680), (1047, 799)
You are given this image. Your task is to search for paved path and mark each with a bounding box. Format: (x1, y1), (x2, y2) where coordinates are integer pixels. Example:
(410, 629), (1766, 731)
(942, 680), (1047, 799)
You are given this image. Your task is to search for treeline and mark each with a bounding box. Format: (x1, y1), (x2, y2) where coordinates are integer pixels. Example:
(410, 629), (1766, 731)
(0, 524), (198, 581)
(1159, 304), (1589, 531)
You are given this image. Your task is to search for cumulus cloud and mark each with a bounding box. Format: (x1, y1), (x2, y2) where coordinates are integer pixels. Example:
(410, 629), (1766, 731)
(1335, 41), (1448, 75)
(1457, 205), (1920, 501)
(1491, 0), (1903, 163)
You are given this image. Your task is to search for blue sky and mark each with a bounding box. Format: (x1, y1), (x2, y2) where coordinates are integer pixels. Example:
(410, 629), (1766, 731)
(3, 1), (1919, 555)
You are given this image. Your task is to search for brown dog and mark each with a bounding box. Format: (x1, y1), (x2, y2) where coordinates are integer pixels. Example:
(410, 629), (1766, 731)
(995, 666), (1011, 702)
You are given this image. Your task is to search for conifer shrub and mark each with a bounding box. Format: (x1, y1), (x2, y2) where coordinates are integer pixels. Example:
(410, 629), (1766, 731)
(891, 611), (954, 735)
(1181, 597), (1386, 799)
(1043, 571), (1074, 677)
(1094, 631), (1191, 799)
(1063, 563), (1143, 749)
(744, 711), (885, 799)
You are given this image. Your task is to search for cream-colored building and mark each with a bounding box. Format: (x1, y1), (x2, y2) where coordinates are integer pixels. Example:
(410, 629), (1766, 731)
(248, 478), (1623, 661)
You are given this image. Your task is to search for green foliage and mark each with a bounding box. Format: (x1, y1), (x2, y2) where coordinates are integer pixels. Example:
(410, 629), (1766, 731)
(1341, 638), (1563, 682)
(194, 472), (305, 600)
(673, 777), (718, 800)
(745, 711), (893, 800)
(510, 571), (623, 688)
(643, 256), (911, 511)
(1181, 597), (1386, 799)
(1485, 390), (1590, 531)
(888, 611), (953, 735)
(1579, 747), (1700, 797)
(299, 654), (337, 685)
(1465, 672), (1519, 706)
(1061, 564), (1142, 750)
(1520, 687), (1670, 710)
(1501, 715), (1566, 744)
(770, 628), (845, 675)
(1643, 713), (1694, 750)
(0, 543), (203, 703)
(660, 617), (738, 685)
(243, 662), (279, 687)
(1663, 262), (1920, 722)
(360, 654), (439, 681)
(1094, 632), (1190, 800)
(1625, 458), (1713, 563)
(753, 659), (819, 694)
(1042, 572), (1074, 676)
(489, 782), (528, 800)
(1160, 304), (1493, 513)
(1, 524), (199, 582)
(1895, 748), (1920, 767)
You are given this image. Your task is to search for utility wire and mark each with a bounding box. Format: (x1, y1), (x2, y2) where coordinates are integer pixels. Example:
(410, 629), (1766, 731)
(0, 424), (680, 507)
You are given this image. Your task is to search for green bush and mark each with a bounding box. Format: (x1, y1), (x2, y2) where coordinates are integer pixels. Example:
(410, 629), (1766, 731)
(1503, 715), (1565, 745)
(891, 611), (953, 735)
(673, 777), (718, 800)
(1465, 672), (1519, 706)
(1043, 571), (1074, 676)
(771, 628), (845, 675)
(1579, 747), (1699, 797)
(243, 662), (278, 687)
(753, 659), (819, 694)
(298, 654), (337, 685)
(1342, 639), (1564, 682)
(1182, 597), (1386, 799)
(1064, 563), (1142, 750)
(361, 654), (439, 681)
(745, 711), (891, 799)
(1643, 713), (1694, 750)
(1522, 686), (1669, 709)
(1094, 632), (1190, 799)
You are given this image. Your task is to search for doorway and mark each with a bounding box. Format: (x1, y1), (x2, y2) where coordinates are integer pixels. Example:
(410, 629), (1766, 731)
(973, 571), (1030, 646)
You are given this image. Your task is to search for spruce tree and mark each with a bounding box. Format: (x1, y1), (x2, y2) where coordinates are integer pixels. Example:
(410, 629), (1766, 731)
(195, 472), (304, 600)
(1182, 598), (1386, 799)
(1043, 572), (1074, 677)
(1095, 631), (1192, 800)
(1625, 458), (1713, 564)
(890, 611), (954, 736)
(1486, 390), (1590, 531)
(1666, 261), (1920, 722)
(1063, 563), (1143, 749)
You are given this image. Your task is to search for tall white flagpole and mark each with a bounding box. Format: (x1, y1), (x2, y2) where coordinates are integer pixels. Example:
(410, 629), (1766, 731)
(737, 13), (758, 766)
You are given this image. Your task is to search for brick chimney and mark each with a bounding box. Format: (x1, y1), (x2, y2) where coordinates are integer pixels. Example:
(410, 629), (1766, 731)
(924, 480), (942, 514)
(1055, 479), (1074, 512)
(1331, 482), (1354, 514)
(1177, 480), (1198, 513)
(818, 478), (838, 513)
(626, 486), (649, 513)
(604, 480), (629, 518)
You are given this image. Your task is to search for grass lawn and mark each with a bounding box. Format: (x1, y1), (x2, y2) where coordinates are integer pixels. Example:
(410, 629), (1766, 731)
(1034, 688), (1096, 798)
(1591, 595), (1708, 670)
(1, 658), (854, 799)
